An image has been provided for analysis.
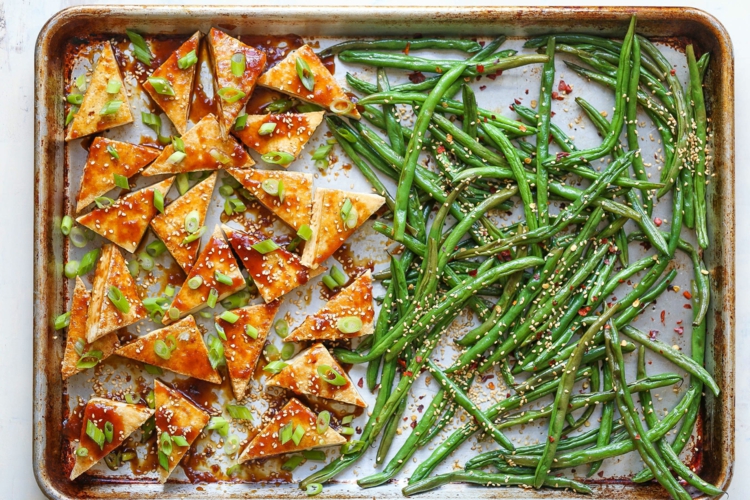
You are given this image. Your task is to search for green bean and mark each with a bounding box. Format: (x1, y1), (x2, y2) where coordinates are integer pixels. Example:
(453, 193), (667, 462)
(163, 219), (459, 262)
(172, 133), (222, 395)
(367, 280), (395, 391)
(417, 374), (474, 447)
(588, 361), (614, 477)
(319, 37), (483, 58)
(513, 104), (577, 153)
(372, 222), (425, 256)
(587, 253), (618, 305)
(346, 72), (442, 95)
(428, 360), (514, 450)
(536, 37), (555, 227)
(461, 84), (478, 139)
(625, 35), (653, 215)
(377, 393), (407, 464)
(687, 44), (709, 248)
(402, 470), (593, 496)
(697, 51), (710, 80)
(533, 304), (620, 487)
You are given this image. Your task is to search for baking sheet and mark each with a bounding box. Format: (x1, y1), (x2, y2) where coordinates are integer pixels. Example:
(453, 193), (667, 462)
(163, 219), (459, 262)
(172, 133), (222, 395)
(34, 6), (735, 500)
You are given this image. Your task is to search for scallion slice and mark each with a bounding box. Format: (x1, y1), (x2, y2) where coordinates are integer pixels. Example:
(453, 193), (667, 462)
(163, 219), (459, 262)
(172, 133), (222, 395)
(311, 143), (333, 161)
(341, 440), (365, 455)
(99, 100), (122, 115)
(65, 108), (77, 126)
(295, 57), (315, 92)
(226, 464), (241, 476)
(165, 284), (175, 297)
(76, 447), (89, 457)
(76, 350), (102, 370)
(316, 411), (330, 434)
(126, 29), (152, 66)
(219, 185), (234, 198)
(251, 239), (279, 254)
(69, 226), (87, 248)
(184, 210), (200, 234)
(208, 335), (225, 369)
(217, 87), (246, 103)
(141, 112), (170, 145)
(86, 420), (105, 449)
(296, 103), (323, 113)
(144, 364), (163, 376)
(75, 74), (87, 91)
(147, 77), (175, 96)
(225, 435), (241, 456)
(199, 311), (213, 319)
(208, 416), (230, 437)
(267, 98), (294, 113)
(94, 196), (114, 209)
(159, 431), (173, 455)
(182, 225), (206, 245)
(286, 236), (303, 252)
(330, 98), (355, 115)
(210, 148), (231, 165)
(125, 393), (140, 405)
(280, 343), (295, 360)
(138, 252), (154, 272)
(104, 421), (114, 443)
(188, 276), (203, 289)
(54, 312), (71, 330)
(341, 415), (354, 425)
(337, 128), (357, 143)
(146, 240), (167, 257)
(261, 151), (295, 165)
(279, 422), (293, 444)
(106, 78), (121, 94)
(302, 450), (326, 461)
(67, 93), (83, 105)
(226, 404), (253, 421)
(107, 285), (130, 314)
(176, 172), (189, 195)
(261, 179), (280, 197)
(322, 275), (339, 290)
(127, 259), (139, 277)
(64, 260), (79, 279)
(297, 224), (313, 241)
(158, 450), (169, 470)
(337, 316), (363, 334)
(264, 360), (288, 374)
(306, 483), (323, 497)
(221, 290), (250, 309)
(113, 174), (129, 190)
(234, 112), (248, 131)
(274, 319), (289, 338)
(60, 215), (73, 236)
(74, 338), (86, 356)
(244, 324), (259, 339)
(231, 52), (246, 77)
(168, 151), (186, 164)
(264, 344), (280, 362)
(172, 136), (185, 153)
(282, 455), (306, 471)
(177, 50), (197, 70)
(215, 270), (233, 286)
(330, 266), (348, 286)
(207, 288), (219, 308)
(291, 424), (305, 446)
(219, 311), (239, 324)
(258, 122), (276, 136)
(168, 307), (179, 320)
(224, 198), (246, 216)
(172, 435), (189, 447)
(316, 364), (347, 386)
(153, 189), (165, 213)
(339, 426), (355, 436)
(154, 339), (172, 360)
(78, 248), (100, 276)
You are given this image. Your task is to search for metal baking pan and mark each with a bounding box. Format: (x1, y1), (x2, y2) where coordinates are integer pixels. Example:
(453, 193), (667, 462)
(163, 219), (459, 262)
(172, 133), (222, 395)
(34, 5), (735, 499)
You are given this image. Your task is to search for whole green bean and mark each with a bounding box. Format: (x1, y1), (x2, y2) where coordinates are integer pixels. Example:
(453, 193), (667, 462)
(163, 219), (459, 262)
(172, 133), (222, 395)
(319, 37), (483, 58)
(588, 361), (614, 477)
(462, 84), (478, 139)
(536, 37), (555, 227)
(687, 44), (709, 248)
(403, 470), (593, 496)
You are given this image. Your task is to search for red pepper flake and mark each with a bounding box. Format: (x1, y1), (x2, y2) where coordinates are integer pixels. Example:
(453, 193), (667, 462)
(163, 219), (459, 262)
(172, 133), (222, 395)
(670, 68), (677, 76)
(654, 217), (663, 227)
(417, 404), (424, 413)
(468, 269), (477, 277)
(476, 64), (485, 73)
(436, 144), (446, 154)
(408, 71), (426, 84)
(525, 88), (529, 94)
(403, 42), (411, 55)
(487, 70), (503, 81)
(404, 370), (413, 377)
(674, 326), (684, 335)
(506, 393), (511, 398)
(479, 85), (487, 91)
(357, 377), (363, 388)
(556, 151), (571, 160)
(683, 291), (693, 300)
(558, 80), (573, 93)
(498, 250), (512, 262)
(598, 471), (605, 478)
(509, 105), (515, 112)
(548, 133), (555, 145)
(549, 436), (556, 443)
(684, 304), (692, 309)
(397, 358), (407, 369)
(410, 421), (417, 429)
(551, 91), (564, 101)
(649, 330), (659, 339)
(550, 110), (556, 117)
(480, 373), (494, 383)
(478, 40), (486, 47)
(635, 434), (641, 441)
(578, 306), (591, 316)
(487, 382), (495, 390)
(661, 310), (666, 324)
(514, 98), (522, 105)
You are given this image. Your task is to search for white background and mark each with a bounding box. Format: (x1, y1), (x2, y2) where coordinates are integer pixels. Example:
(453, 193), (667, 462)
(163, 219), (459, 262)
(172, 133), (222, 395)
(1, 0), (745, 497)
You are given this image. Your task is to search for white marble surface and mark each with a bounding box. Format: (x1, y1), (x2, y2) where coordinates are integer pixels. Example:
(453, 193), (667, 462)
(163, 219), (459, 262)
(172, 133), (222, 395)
(1, 0), (744, 497)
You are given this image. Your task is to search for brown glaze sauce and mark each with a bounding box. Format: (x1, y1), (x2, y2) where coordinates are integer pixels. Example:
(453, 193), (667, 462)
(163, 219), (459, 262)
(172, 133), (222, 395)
(333, 243), (375, 281)
(240, 34), (304, 68)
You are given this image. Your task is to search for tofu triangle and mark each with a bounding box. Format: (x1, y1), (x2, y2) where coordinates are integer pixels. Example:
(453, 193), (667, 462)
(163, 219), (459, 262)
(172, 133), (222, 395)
(143, 31), (202, 135)
(163, 225), (246, 324)
(142, 114), (254, 176)
(233, 111), (324, 165)
(238, 398), (345, 463)
(207, 28), (268, 133)
(224, 225), (322, 303)
(226, 168), (312, 231)
(286, 271), (374, 342)
(154, 379), (211, 483)
(70, 398), (153, 480)
(76, 177), (174, 253)
(301, 188), (385, 269)
(85, 244), (147, 343)
(215, 301), (280, 400)
(266, 343), (366, 407)
(76, 137), (160, 213)
(115, 315), (221, 384)
(150, 172), (217, 273)
(257, 44), (360, 119)
(61, 277), (120, 379)
(66, 42), (134, 141)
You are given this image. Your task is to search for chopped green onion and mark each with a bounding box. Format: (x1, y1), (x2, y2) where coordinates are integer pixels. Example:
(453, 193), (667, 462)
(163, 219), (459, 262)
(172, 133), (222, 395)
(315, 158), (329, 171)
(219, 311), (239, 324)
(306, 483), (323, 497)
(340, 198), (353, 221)
(67, 93), (83, 105)
(207, 288), (219, 308)
(121, 451), (136, 463)
(330, 267), (348, 287)
(146, 240), (167, 257)
(261, 179), (280, 197)
(94, 196), (115, 209)
(113, 174), (129, 190)
(126, 29), (152, 66)
(275, 319), (289, 338)
(208, 416), (230, 437)
(153, 189), (165, 213)
(69, 226), (87, 248)
(339, 426), (355, 436)
(199, 311), (213, 319)
(341, 415), (354, 425)
(261, 151), (295, 165)
(224, 198), (246, 216)
(234, 112), (248, 131)
(159, 431), (173, 455)
(282, 455), (306, 471)
(125, 393), (140, 405)
(75, 74), (87, 91)
(225, 435), (241, 456)
(226, 404), (253, 421)
(215, 270), (233, 286)
(182, 225), (206, 245)
(316, 411), (330, 434)
(219, 184), (234, 198)
(147, 77), (175, 96)
(78, 248), (100, 276)
(279, 422), (293, 444)
(337, 128), (357, 143)
(244, 324), (259, 339)
(60, 215), (73, 236)
(311, 144), (333, 161)
(337, 316), (363, 334)
(231, 52), (246, 77)
(65, 108), (77, 126)
(214, 322), (227, 341)
(127, 259), (140, 277)
(138, 252), (154, 272)
(226, 464), (242, 476)
(168, 151), (186, 164)
(316, 364), (347, 386)
(76, 350), (103, 370)
(172, 136), (185, 153)
(144, 364), (163, 376)
(322, 275), (339, 290)
(188, 276), (203, 289)
(164, 285), (175, 297)
(278, 179), (286, 203)
(264, 344), (280, 361)
(177, 50), (198, 70)
(76, 447), (89, 457)
(330, 98), (355, 115)
(172, 435), (189, 447)
(252, 239), (279, 254)
(54, 312), (71, 330)
(158, 450), (169, 470)
(106, 78), (121, 94)
(74, 338), (86, 356)
(224, 174), (243, 189)
(280, 343), (295, 360)
(104, 421), (114, 443)
(297, 224), (313, 241)
(86, 420), (105, 449)
(100, 100), (122, 115)
(175, 172), (189, 195)
(258, 122), (277, 136)
(64, 261), (79, 279)
(184, 210), (200, 234)
(168, 307), (180, 320)
(217, 87), (246, 103)
(267, 98), (294, 113)
(107, 285), (130, 314)
(341, 440), (365, 455)
(154, 339), (172, 360)
(208, 335), (225, 369)
(141, 112), (170, 144)
(292, 424), (305, 446)
(296, 103), (323, 113)
(221, 290), (249, 309)
(286, 236), (303, 252)
(210, 148), (232, 165)
(302, 450), (326, 461)
(264, 360), (288, 374)
(295, 57), (315, 92)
